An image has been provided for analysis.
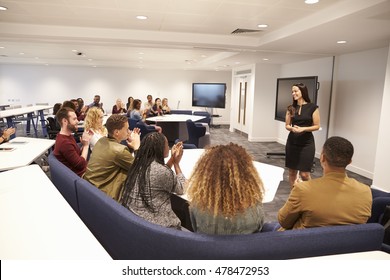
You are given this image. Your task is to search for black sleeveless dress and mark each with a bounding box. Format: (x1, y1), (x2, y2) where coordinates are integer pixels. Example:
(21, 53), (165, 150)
(285, 103), (318, 172)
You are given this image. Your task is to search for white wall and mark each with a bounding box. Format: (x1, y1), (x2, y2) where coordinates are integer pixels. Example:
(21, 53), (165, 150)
(250, 63), (280, 142)
(371, 46), (390, 192)
(331, 47), (388, 179)
(0, 65), (231, 124)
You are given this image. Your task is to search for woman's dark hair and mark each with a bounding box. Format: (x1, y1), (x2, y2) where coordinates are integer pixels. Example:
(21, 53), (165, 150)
(121, 132), (173, 212)
(288, 83), (311, 116)
(62, 100), (76, 111)
(52, 103), (62, 115)
(132, 99), (142, 110)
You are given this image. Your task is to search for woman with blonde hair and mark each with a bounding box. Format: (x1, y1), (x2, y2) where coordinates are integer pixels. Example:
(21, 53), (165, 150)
(161, 98), (171, 114)
(84, 107), (107, 150)
(188, 143), (265, 235)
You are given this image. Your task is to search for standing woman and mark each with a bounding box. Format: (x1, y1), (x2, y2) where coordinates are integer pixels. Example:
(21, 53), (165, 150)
(285, 83), (320, 188)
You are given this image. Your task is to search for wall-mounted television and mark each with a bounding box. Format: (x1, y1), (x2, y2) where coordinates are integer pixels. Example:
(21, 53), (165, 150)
(192, 83), (226, 109)
(275, 76), (319, 122)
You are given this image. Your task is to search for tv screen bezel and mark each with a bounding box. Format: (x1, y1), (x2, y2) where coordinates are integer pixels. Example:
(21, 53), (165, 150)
(192, 83), (227, 109)
(274, 76), (319, 122)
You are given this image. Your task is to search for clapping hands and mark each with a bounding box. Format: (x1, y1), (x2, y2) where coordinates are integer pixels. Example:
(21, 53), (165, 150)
(3, 127), (16, 138)
(171, 141), (183, 164)
(127, 127), (141, 151)
(81, 130), (93, 146)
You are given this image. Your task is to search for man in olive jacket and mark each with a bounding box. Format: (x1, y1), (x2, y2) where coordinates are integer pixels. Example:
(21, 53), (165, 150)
(83, 114), (140, 201)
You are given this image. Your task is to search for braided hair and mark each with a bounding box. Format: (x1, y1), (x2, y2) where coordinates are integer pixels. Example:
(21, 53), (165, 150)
(121, 132), (171, 212)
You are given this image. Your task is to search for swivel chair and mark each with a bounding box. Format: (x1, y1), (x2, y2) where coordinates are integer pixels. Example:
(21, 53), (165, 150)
(135, 121), (157, 140)
(193, 111), (211, 127)
(186, 119), (210, 148)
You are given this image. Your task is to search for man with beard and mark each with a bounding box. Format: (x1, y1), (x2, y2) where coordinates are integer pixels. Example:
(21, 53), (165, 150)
(54, 107), (92, 176)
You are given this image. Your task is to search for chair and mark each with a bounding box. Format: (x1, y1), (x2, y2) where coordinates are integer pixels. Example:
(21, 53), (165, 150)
(368, 188), (390, 223)
(174, 138), (197, 149)
(75, 175), (385, 259)
(46, 116), (60, 139)
(170, 110), (192, 115)
(186, 119), (210, 148)
(135, 121), (157, 140)
(128, 118), (138, 130)
(193, 111), (211, 126)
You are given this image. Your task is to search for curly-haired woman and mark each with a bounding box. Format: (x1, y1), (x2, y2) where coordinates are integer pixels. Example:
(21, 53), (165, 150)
(84, 107), (107, 150)
(188, 143), (265, 235)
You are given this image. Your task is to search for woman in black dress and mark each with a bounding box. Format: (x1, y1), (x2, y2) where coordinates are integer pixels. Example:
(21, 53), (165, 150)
(285, 83), (320, 188)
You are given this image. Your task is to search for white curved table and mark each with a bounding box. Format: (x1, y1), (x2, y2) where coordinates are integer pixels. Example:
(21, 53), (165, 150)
(169, 149), (284, 203)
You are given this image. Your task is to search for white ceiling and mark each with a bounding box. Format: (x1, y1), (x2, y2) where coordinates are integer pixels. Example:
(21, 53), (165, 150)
(0, 0), (390, 71)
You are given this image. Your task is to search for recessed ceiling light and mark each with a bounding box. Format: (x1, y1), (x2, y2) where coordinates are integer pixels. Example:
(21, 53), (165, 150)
(0, 6), (8, 11)
(88, 58), (93, 61)
(0, 46), (5, 49)
(305, 0), (319, 4)
(136, 15), (148, 20)
(337, 40), (347, 44)
(257, 24), (268, 28)
(263, 58), (269, 61)
(138, 52), (144, 55)
(19, 52), (25, 55)
(72, 49), (78, 52)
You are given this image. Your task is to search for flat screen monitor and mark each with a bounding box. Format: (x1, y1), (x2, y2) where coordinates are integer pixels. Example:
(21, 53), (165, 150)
(192, 83), (226, 109)
(275, 76), (319, 122)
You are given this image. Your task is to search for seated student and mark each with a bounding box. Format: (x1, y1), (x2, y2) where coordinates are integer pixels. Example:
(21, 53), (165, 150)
(150, 98), (163, 116)
(83, 115), (140, 201)
(161, 98), (171, 114)
(126, 96), (134, 111)
(130, 99), (162, 133)
(84, 107), (107, 150)
(53, 107), (92, 177)
(86, 94), (104, 113)
(278, 136), (372, 230)
(0, 127), (16, 144)
(112, 98), (127, 114)
(62, 100), (76, 111)
(129, 99), (144, 121)
(52, 102), (62, 116)
(121, 133), (186, 229)
(143, 94), (154, 117)
(187, 143), (265, 234)
(76, 98), (87, 121)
